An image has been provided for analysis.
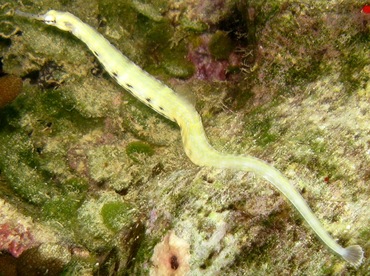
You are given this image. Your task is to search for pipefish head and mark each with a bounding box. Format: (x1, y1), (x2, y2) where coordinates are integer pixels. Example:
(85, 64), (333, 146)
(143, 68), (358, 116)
(15, 10), (74, 32)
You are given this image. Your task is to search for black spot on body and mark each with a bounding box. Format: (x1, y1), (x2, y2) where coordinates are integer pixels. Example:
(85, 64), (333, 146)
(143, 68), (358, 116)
(145, 98), (151, 103)
(159, 107), (164, 111)
(127, 83), (133, 88)
(112, 72), (118, 77)
(170, 255), (179, 270)
(93, 51), (99, 57)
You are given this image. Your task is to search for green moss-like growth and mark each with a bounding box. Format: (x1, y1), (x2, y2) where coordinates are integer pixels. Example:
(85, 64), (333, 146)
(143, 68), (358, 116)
(1, 1), (368, 274)
(130, 0), (164, 22)
(209, 31), (234, 60)
(163, 58), (195, 79)
(101, 201), (133, 233)
(41, 178), (88, 227)
(42, 197), (81, 227)
(245, 115), (278, 147)
(180, 17), (208, 32)
(137, 18), (173, 48)
(0, 80), (98, 205)
(61, 177), (89, 195)
(126, 141), (154, 160)
(0, 132), (57, 205)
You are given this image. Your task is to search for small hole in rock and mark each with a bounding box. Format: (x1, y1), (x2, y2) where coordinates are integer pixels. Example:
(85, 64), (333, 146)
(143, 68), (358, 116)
(170, 255), (179, 270)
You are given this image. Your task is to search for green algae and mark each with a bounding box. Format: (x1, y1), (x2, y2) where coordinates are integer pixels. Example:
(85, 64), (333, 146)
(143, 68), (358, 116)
(180, 17), (208, 32)
(75, 191), (139, 254)
(61, 177), (89, 195)
(101, 201), (133, 232)
(130, 0), (164, 22)
(41, 179), (88, 228)
(42, 198), (81, 227)
(0, 132), (57, 205)
(162, 57), (195, 79)
(245, 115), (278, 147)
(126, 141), (154, 157)
(0, 0), (368, 274)
(209, 30), (234, 60)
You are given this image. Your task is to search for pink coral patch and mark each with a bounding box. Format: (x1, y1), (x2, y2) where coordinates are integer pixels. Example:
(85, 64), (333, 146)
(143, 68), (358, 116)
(0, 223), (35, 257)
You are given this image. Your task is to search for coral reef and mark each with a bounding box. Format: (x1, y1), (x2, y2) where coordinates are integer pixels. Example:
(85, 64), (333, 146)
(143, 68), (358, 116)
(0, 0), (369, 274)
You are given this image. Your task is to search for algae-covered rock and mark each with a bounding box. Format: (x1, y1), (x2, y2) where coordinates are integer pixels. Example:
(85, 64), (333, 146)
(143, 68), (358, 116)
(0, 0), (369, 275)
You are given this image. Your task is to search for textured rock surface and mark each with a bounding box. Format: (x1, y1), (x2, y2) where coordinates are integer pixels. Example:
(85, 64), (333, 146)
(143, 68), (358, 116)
(0, 0), (369, 274)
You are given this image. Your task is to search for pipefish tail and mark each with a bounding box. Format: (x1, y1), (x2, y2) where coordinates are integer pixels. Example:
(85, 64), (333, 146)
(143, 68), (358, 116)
(15, 9), (364, 266)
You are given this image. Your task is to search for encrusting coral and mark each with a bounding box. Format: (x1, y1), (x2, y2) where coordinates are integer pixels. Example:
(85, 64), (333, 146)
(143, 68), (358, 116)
(150, 231), (190, 276)
(0, 0), (368, 274)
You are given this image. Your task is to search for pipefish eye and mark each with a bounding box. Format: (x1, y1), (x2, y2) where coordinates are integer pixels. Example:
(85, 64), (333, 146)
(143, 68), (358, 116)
(44, 14), (56, 24)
